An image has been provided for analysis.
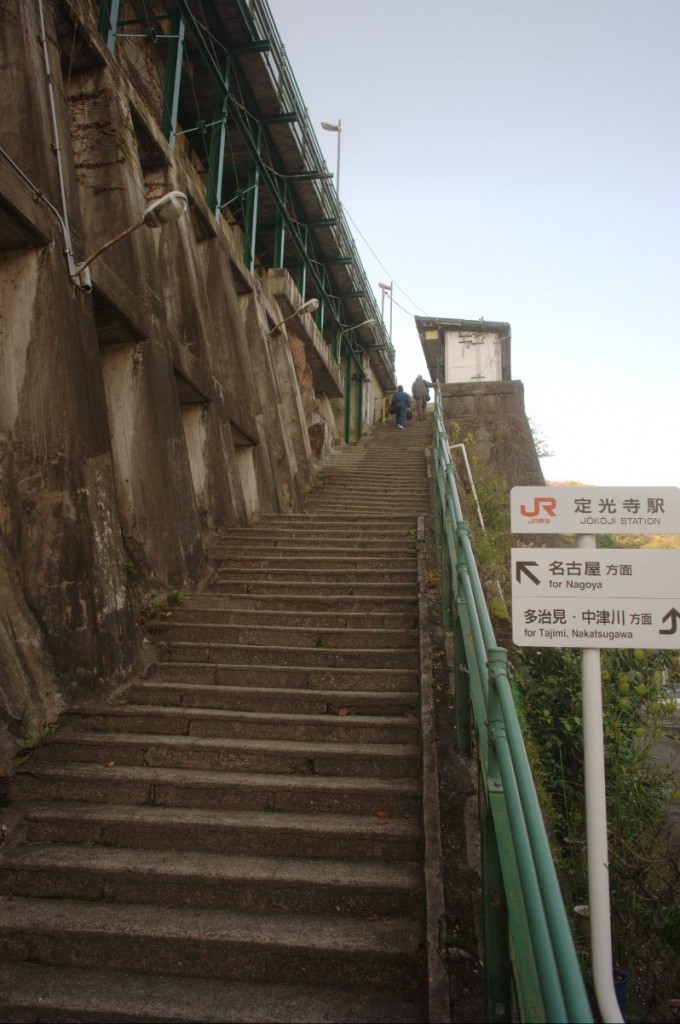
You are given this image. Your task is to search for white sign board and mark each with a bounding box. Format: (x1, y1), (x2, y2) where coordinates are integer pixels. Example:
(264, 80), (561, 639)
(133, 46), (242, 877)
(511, 486), (680, 535)
(511, 549), (680, 649)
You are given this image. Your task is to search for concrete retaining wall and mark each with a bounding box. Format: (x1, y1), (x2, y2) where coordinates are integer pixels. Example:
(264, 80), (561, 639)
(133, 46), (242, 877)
(0, 1), (345, 767)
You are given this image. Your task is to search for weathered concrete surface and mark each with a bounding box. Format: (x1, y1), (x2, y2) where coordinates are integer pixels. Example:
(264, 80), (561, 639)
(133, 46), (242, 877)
(441, 380), (545, 487)
(0, 0), (356, 751)
(0, 534), (63, 775)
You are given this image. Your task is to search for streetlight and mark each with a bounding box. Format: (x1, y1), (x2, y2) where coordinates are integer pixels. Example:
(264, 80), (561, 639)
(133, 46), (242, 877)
(338, 317), (376, 349)
(320, 119), (341, 197)
(378, 281), (393, 340)
(267, 297), (319, 338)
(73, 190), (188, 291)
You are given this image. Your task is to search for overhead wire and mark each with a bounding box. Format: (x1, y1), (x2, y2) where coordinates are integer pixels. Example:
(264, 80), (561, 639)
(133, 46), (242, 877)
(342, 203), (427, 316)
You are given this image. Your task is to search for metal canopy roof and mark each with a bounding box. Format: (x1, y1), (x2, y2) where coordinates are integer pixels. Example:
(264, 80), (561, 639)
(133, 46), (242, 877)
(165, 0), (395, 390)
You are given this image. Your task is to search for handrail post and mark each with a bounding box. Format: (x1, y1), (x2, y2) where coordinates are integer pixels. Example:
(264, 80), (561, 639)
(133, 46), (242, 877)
(481, 790), (511, 1024)
(431, 384), (594, 1023)
(453, 612), (471, 756)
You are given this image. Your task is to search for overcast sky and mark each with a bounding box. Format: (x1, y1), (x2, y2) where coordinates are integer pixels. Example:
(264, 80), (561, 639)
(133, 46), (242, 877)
(267, 0), (680, 488)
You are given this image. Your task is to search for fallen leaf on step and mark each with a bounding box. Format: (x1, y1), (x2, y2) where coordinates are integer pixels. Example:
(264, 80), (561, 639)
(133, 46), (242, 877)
(104, 761), (115, 767)
(336, 708), (349, 716)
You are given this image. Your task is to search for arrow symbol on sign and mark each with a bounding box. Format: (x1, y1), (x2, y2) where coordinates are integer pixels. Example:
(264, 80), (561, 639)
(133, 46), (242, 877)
(516, 561), (541, 586)
(659, 608), (680, 635)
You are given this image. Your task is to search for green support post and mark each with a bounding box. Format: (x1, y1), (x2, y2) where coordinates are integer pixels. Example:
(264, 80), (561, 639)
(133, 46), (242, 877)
(343, 351), (352, 445)
(206, 60), (231, 217)
(355, 358), (363, 443)
(481, 796), (512, 1024)
(296, 226), (308, 298)
(272, 182), (287, 267)
(161, 15), (186, 149)
(98, 0), (120, 51)
(243, 127), (261, 273)
(453, 612), (471, 756)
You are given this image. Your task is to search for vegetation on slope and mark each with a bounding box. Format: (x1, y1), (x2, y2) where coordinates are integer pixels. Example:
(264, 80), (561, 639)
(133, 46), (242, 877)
(449, 422), (680, 1022)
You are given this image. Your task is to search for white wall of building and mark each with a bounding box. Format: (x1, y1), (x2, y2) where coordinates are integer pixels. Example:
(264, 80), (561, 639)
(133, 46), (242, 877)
(445, 330), (503, 383)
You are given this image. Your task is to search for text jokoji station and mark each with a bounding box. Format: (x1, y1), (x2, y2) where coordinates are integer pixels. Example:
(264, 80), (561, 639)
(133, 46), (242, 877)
(509, 486), (680, 650)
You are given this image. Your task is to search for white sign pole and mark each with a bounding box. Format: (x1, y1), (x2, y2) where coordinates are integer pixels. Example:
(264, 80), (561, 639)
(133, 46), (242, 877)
(578, 534), (624, 1024)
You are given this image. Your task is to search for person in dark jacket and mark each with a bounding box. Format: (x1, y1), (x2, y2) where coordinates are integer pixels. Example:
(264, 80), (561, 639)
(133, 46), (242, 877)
(390, 385), (411, 429)
(411, 374), (433, 421)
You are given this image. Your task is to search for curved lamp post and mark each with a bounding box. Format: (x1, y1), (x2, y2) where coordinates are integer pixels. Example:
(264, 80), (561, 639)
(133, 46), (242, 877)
(336, 318), (376, 446)
(73, 190), (189, 291)
(378, 281), (393, 340)
(320, 119), (341, 196)
(338, 317), (376, 349)
(267, 297), (319, 338)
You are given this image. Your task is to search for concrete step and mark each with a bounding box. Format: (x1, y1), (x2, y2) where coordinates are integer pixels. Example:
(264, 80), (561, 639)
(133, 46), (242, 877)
(125, 679), (419, 715)
(208, 579), (417, 597)
(208, 527), (416, 542)
(174, 592), (419, 614)
(34, 732), (421, 779)
(0, 898), (425, 990)
(164, 604), (419, 629)
(153, 640), (418, 670)
(0, 417), (434, 1022)
(0, 844), (422, 917)
(207, 538), (417, 555)
(255, 513), (419, 526)
(208, 554), (417, 570)
(145, 620), (418, 650)
(139, 661), (419, 691)
(211, 567), (416, 584)
(20, 804), (422, 862)
(302, 506), (425, 518)
(237, 512), (419, 528)
(10, 764), (422, 816)
(303, 494), (428, 506)
(0, 963), (425, 1023)
(66, 705), (419, 744)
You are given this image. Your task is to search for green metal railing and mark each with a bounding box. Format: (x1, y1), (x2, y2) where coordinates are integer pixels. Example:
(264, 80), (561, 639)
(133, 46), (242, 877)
(432, 387), (594, 1023)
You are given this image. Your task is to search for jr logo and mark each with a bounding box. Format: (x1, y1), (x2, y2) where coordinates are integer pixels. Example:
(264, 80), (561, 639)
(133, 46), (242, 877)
(520, 497), (558, 518)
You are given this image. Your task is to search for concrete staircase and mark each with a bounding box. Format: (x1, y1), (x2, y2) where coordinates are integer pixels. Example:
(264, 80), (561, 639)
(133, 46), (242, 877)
(0, 416), (438, 1023)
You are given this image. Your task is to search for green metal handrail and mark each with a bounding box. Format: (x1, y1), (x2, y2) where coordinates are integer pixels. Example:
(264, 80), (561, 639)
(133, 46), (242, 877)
(432, 386), (594, 1023)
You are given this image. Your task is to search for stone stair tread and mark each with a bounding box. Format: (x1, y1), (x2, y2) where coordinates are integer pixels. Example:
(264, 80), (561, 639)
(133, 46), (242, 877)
(125, 680), (419, 710)
(210, 552), (417, 561)
(131, 677), (419, 697)
(22, 803), (421, 843)
(207, 540), (417, 550)
(164, 608), (418, 627)
(0, 896), (421, 950)
(0, 963), (424, 1023)
(146, 622), (418, 642)
(153, 639), (418, 656)
(140, 664), (419, 692)
(40, 731), (421, 759)
(1, 843), (421, 891)
(68, 703), (419, 729)
(0, 415), (434, 1018)
(152, 643), (418, 670)
(209, 581), (416, 593)
(183, 593), (417, 606)
(15, 762), (421, 796)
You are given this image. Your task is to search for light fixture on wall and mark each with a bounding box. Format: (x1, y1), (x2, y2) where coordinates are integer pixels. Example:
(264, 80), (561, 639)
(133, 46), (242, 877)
(338, 318), (376, 360)
(267, 297), (319, 338)
(338, 317), (376, 346)
(73, 190), (189, 292)
(378, 281), (393, 340)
